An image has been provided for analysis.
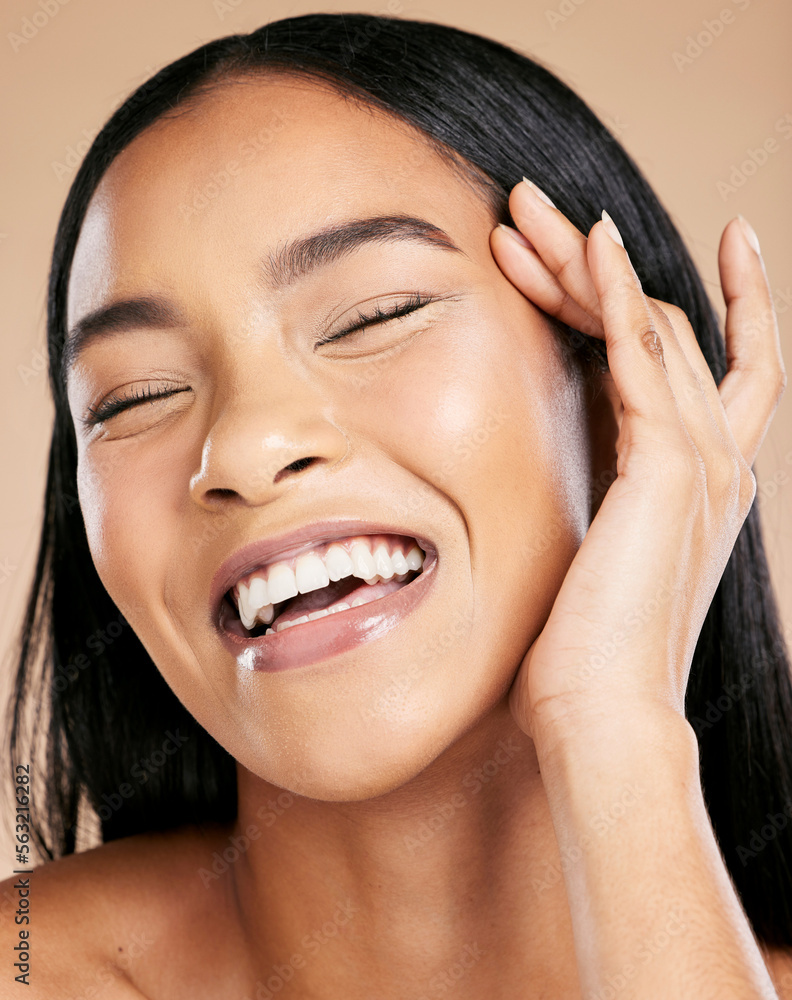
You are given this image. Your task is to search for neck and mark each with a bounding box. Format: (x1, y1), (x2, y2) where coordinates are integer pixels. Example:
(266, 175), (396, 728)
(229, 701), (579, 998)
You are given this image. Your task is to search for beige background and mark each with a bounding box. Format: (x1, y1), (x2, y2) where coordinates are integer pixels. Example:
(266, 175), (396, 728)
(1, 0), (790, 881)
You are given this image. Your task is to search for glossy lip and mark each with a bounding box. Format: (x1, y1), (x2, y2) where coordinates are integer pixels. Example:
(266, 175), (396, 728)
(209, 518), (439, 630)
(219, 547), (439, 672)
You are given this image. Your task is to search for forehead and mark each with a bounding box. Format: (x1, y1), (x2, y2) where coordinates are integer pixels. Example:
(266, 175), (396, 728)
(67, 76), (496, 330)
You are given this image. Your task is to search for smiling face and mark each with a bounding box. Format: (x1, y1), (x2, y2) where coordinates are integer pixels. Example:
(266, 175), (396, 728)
(64, 74), (596, 800)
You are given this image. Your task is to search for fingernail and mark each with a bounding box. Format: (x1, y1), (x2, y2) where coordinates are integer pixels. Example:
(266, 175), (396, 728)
(737, 214), (761, 255)
(521, 176), (556, 208)
(600, 210), (624, 247)
(497, 223), (535, 250)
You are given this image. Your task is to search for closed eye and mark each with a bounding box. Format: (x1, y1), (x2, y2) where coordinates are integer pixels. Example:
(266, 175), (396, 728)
(315, 292), (441, 346)
(83, 383), (191, 427)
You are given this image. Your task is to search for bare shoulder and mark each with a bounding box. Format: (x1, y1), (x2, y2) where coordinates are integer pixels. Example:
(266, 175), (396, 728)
(0, 822), (238, 999)
(763, 945), (792, 999)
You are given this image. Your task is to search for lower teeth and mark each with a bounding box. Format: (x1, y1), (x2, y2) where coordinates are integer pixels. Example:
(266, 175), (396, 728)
(261, 570), (417, 635)
(266, 600), (353, 634)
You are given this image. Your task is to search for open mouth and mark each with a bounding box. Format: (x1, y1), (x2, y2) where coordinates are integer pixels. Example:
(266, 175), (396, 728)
(218, 534), (431, 641)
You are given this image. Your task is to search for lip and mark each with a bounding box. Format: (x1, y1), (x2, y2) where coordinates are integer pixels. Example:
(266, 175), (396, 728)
(218, 548), (439, 672)
(209, 517), (439, 629)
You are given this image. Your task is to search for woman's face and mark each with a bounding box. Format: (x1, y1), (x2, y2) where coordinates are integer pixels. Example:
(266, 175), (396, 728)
(65, 76), (597, 799)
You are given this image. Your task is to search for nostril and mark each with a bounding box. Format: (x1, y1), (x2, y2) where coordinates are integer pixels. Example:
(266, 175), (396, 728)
(274, 456), (320, 484)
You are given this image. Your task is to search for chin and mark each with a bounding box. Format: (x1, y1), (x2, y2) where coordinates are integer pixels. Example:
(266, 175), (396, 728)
(231, 681), (513, 805)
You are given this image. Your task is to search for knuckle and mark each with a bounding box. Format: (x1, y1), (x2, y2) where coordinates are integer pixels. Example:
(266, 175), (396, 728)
(639, 326), (666, 365)
(736, 458), (757, 514)
(680, 368), (706, 404)
(740, 474), (757, 515)
(614, 272), (638, 295)
(553, 284), (577, 317)
(600, 273), (636, 304)
(663, 302), (689, 326)
(554, 254), (579, 287)
(706, 450), (755, 514)
(654, 301), (689, 332)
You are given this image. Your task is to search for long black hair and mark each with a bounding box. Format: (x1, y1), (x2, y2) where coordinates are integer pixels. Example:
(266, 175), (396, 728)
(5, 11), (792, 948)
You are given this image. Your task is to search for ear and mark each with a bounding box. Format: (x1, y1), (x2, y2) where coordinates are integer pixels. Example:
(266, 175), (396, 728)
(584, 367), (622, 520)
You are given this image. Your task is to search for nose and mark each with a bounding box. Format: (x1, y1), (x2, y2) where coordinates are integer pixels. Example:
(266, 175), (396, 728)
(188, 363), (349, 510)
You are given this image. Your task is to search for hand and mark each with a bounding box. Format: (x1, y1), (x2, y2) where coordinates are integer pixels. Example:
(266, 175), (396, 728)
(490, 179), (786, 747)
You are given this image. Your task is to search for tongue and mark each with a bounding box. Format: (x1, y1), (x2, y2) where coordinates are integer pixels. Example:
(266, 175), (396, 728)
(271, 574), (413, 628)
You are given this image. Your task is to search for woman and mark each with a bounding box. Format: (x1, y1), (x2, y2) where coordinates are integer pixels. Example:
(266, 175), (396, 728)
(3, 12), (792, 998)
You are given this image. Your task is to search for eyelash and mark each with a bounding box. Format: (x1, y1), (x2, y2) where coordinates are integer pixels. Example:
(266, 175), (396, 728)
(83, 293), (436, 426)
(314, 291), (435, 345)
(83, 383), (190, 427)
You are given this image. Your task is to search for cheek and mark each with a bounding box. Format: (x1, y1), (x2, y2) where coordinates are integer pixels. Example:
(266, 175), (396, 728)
(340, 307), (590, 545)
(76, 442), (188, 624)
(76, 443), (228, 734)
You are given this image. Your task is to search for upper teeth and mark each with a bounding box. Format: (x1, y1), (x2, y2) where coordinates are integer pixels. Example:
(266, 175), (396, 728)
(232, 535), (425, 630)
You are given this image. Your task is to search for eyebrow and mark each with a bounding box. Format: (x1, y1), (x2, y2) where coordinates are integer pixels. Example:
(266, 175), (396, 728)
(62, 213), (466, 379)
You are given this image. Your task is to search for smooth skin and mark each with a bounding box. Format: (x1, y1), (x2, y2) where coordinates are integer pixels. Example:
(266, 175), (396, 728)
(1, 76), (790, 999)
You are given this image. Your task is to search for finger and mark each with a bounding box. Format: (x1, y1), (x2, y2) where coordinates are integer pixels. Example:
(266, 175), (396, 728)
(630, 281), (734, 464)
(645, 297), (735, 453)
(490, 225), (603, 339)
(504, 178), (606, 334)
(715, 216), (787, 466)
(587, 216), (688, 433)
